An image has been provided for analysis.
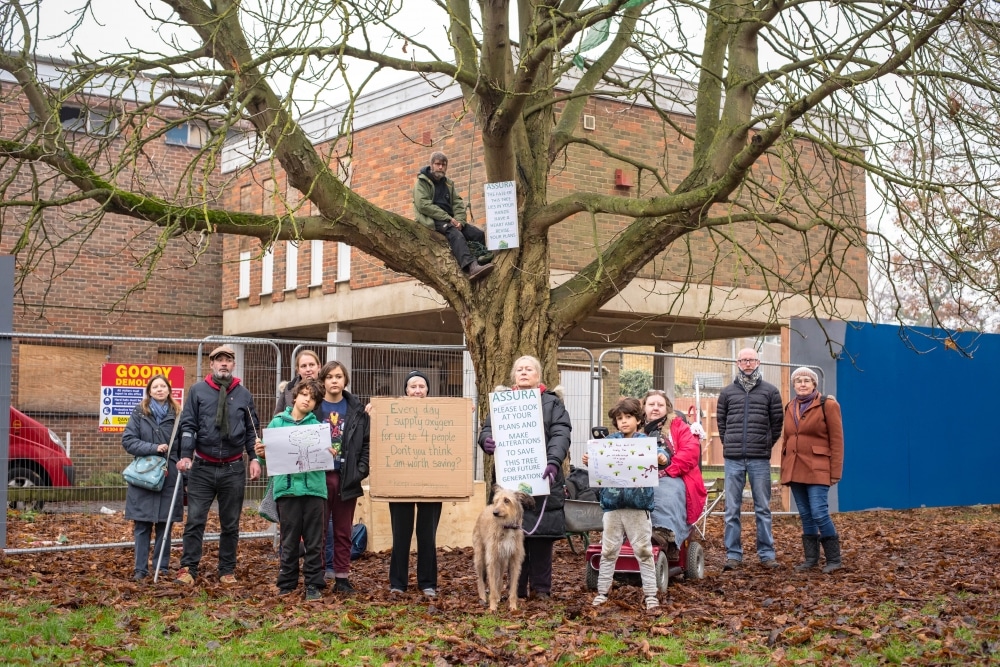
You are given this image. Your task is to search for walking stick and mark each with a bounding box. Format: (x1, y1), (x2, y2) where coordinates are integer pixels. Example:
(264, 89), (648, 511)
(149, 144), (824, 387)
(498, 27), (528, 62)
(153, 470), (184, 582)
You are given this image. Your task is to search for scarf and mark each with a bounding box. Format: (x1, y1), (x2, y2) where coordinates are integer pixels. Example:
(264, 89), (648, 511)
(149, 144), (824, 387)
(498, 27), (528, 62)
(793, 389), (820, 426)
(643, 415), (673, 455)
(736, 368), (761, 394)
(150, 399), (170, 424)
(212, 374), (234, 435)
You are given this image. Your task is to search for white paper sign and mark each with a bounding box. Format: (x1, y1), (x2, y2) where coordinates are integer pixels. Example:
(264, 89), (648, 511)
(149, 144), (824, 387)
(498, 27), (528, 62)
(262, 423), (335, 476)
(488, 388), (548, 495)
(483, 181), (519, 250)
(586, 437), (659, 488)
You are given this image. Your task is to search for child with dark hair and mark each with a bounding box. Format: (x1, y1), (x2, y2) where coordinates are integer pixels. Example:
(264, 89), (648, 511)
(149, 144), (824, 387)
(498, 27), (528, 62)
(255, 379), (329, 600)
(583, 397), (661, 612)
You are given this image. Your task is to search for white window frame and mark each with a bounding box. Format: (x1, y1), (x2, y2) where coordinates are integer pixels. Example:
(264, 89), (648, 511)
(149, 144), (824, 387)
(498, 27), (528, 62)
(310, 240), (323, 286)
(238, 251), (251, 299)
(261, 247), (274, 295)
(285, 241), (298, 291)
(54, 105), (119, 136)
(164, 121), (208, 148)
(336, 243), (351, 283)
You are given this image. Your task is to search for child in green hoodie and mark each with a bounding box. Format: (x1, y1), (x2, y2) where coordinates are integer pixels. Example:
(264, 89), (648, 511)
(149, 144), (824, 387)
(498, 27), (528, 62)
(254, 379), (329, 600)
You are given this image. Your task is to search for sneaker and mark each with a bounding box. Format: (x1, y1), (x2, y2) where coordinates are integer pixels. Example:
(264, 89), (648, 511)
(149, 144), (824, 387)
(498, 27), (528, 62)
(333, 578), (355, 594)
(133, 572), (148, 582)
(174, 567), (194, 585)
(722, 559), (741, 572)
(645, 596), (660, 611)
(278, 588), (295, 597)
(533, 592), (550, 601)
(761, 559), (780, 569)
(324, 569), (336, 581)
(592, 594), (608, 606)
(422, 588), (437, 598)
(305, 587), (322, 601)
(390, 588), (405, 595)
(467, 261), (494, 282)
(219, 573), (238, 584)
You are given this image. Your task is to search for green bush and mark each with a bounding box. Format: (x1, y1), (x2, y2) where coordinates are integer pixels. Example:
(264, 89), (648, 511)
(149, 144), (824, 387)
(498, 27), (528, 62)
(620, 368), (653, 398)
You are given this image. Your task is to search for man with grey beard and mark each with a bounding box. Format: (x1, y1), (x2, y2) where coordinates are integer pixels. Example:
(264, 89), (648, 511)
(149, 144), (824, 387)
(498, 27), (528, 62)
(174, 345), (262, 585)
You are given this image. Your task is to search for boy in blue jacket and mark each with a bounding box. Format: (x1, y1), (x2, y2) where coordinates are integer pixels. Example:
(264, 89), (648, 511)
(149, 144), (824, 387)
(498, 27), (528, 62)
(255, 379), (329, 600)
(583, 397), (661, 611)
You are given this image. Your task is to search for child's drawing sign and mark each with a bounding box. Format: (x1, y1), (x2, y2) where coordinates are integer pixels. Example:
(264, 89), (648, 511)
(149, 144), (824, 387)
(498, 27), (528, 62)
(586, 437), (658, 488)
(262, 423), (334, 476)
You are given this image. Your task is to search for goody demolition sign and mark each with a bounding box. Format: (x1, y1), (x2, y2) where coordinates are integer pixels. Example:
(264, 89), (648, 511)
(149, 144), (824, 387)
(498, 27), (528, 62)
(488, 387), (548, 496)
(99, 363), (185, 433)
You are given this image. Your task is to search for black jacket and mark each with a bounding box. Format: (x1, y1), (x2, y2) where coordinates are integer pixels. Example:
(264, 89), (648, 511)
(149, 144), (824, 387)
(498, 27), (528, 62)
(717, 376), (783, 459)
(321, 390), (370, 501)
(479, 388), (572, 539)
(179, 376), (260, 461)
(122, 406), (183, 523)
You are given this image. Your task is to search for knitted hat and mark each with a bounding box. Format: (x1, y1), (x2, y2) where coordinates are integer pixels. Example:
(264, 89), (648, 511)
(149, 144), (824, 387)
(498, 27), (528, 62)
(790, 366), (819, 385)
(404, 370), (430, 394)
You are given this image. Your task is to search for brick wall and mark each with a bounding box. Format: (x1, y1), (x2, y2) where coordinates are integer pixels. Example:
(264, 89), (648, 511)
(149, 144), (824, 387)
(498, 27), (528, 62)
(222, 93), (867, 307)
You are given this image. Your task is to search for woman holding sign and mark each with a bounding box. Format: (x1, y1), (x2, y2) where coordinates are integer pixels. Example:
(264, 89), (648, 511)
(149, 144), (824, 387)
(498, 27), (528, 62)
(385, 370), (444, 597)
(478, 355), (572, 601)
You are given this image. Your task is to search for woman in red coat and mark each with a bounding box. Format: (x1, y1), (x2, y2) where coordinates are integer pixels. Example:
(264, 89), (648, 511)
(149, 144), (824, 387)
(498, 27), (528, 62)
(780, 367), (844, 573)
(643, 390), (707, 550)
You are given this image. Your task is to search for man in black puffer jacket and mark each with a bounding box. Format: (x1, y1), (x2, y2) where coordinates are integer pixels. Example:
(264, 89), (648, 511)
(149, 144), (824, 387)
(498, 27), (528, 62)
(717, 348), (783, 571)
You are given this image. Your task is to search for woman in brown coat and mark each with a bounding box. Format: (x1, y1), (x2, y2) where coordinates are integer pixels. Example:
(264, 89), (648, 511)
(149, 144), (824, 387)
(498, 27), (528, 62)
(781, 367), (844, 573)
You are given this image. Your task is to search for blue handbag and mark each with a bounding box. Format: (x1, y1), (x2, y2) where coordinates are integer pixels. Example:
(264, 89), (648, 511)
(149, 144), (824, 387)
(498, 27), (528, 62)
(122, 412), (180, 492)
(123, 455), (168, 491)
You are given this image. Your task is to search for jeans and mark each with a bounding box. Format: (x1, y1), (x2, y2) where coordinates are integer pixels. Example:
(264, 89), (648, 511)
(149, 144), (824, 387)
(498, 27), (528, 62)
(180, 458), (246, 577)
(134, 520), (169, 577)
(434, 220), (486, 270)
(389, 501), (442, 591)
(789, 482), (837, 538)
(277, 495), (326, 591)
(724, 457), (775, 562)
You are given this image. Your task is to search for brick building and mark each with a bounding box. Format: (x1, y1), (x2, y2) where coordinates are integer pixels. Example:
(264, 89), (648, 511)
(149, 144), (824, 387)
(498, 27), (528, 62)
(220, 72), (866, 352)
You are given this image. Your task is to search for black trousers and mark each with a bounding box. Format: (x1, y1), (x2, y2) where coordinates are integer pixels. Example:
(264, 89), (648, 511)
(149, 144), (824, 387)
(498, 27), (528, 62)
(434, 221), (486, 270)
(277, 495), (326, 591)
(517, 538), (555, 596)
(388, 501), (442, 591)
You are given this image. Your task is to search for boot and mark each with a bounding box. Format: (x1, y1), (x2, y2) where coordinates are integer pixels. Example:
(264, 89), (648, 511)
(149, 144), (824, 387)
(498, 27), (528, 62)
(795, 534), (820, 571)
(467, 260), (494, 282)
(820, 535), (843, 573)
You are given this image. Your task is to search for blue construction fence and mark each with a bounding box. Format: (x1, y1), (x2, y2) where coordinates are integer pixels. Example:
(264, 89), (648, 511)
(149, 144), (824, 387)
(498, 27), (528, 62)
(790, 319), (1000, 511)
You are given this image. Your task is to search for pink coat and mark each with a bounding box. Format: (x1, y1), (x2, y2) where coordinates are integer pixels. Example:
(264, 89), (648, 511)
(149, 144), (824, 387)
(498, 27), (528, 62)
(663, 417), (708, 526)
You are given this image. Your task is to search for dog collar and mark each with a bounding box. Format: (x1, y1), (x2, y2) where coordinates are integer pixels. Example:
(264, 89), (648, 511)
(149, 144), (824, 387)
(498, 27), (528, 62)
(503, 524), (521, 530)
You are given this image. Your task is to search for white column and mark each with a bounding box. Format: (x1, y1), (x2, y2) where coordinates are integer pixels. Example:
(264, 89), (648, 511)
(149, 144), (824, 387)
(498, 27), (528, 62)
(326, 323), (352, 376)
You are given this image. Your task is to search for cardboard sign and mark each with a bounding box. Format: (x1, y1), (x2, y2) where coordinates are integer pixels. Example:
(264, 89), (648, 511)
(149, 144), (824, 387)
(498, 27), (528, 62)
(484, 180), (519, 250)
(488, 388), (548, 496)
(261, 423), (334, 476)
(369, 397), (473, 500)
(586, 437), (658, 488)
(99, 363), (185, 433)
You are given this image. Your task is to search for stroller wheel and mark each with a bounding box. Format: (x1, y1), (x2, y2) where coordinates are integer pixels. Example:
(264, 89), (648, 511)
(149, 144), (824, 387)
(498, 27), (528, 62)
(586, 561), (599, 590)
(685, 541), (706, 580)
(655, 551), (669, 593)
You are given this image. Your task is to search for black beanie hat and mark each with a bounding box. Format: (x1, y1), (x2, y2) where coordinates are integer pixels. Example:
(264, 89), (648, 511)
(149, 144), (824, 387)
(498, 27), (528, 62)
(404, 370), (430, 394)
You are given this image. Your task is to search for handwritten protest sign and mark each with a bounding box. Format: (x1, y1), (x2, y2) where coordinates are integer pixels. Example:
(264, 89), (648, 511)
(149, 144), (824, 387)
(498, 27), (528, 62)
(489, 388), (548, 496)
(369, 397), (473, 500)
(484, 180), (519, 250)
(586, 437), (658, 488)
(262, 423), (334, 476)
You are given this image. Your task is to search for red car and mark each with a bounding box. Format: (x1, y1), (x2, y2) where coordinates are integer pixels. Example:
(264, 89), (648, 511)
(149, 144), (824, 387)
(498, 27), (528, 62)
(8, 407), (75, 507)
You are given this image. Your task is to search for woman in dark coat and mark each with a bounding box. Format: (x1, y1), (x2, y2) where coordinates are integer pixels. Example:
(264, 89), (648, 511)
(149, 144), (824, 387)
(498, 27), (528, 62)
(122, 374), (183, 581)
(478, 355), (572, 600)
(780, 367), (845, 573)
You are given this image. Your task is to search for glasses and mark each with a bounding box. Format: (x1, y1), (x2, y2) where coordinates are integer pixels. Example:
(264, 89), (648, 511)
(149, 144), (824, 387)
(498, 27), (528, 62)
(737, 358), (759, 365)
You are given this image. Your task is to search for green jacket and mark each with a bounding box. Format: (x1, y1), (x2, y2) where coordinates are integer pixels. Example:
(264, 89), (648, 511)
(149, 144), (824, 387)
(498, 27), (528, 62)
(262, 409), (328, 501)
(413, 171), (467, 228)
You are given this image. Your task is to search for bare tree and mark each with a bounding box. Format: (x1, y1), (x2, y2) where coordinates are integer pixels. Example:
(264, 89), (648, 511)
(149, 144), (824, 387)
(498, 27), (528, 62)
(2, 0), (1000, 391)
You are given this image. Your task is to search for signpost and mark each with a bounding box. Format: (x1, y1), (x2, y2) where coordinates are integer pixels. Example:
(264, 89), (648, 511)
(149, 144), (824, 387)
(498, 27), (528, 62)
(99, 363), (185, 433)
